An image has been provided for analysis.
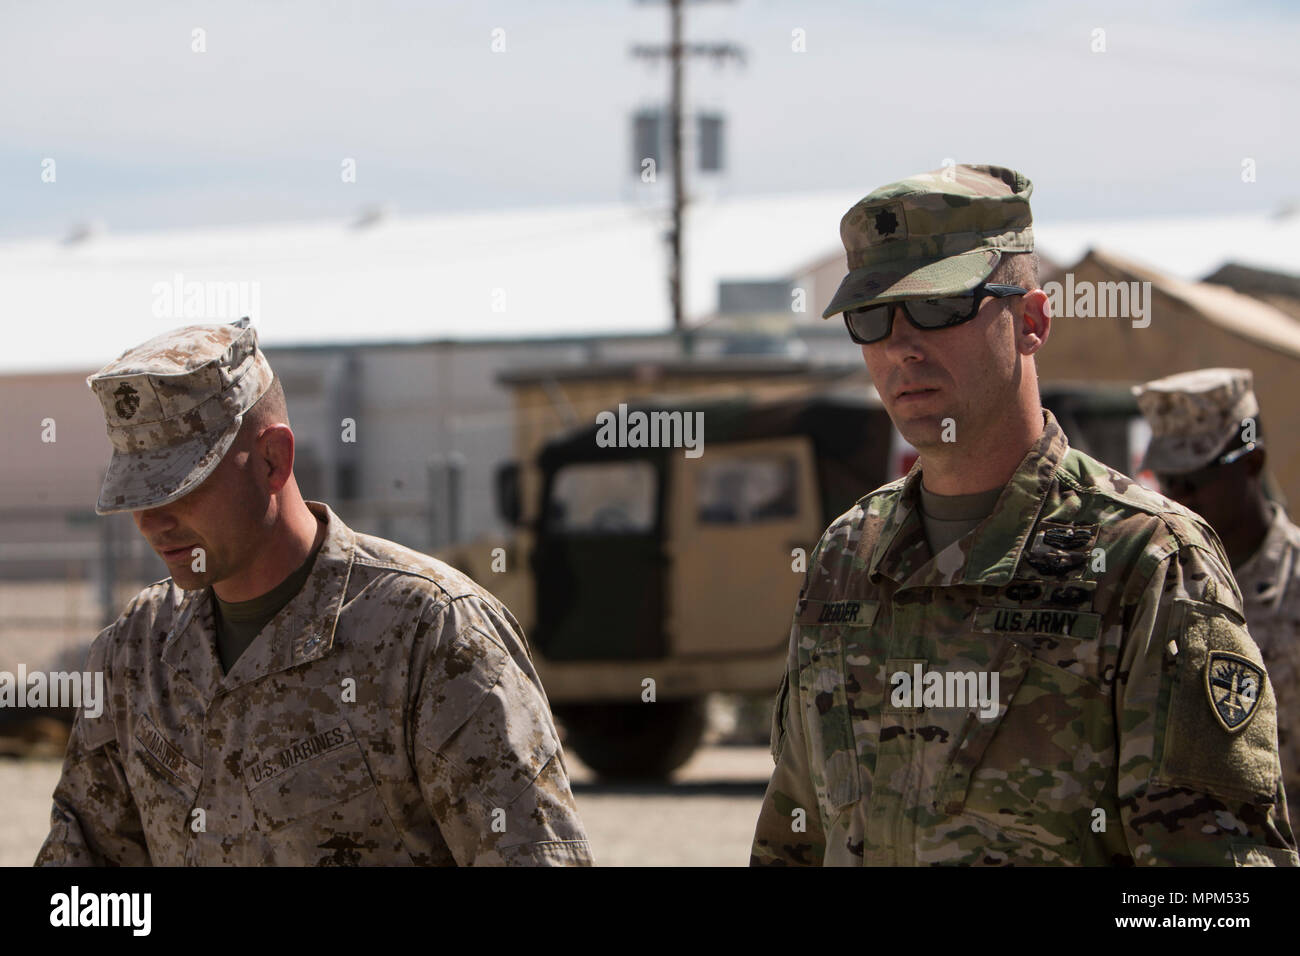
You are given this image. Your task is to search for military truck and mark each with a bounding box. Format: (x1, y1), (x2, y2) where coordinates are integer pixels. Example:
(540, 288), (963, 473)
(445, 385), (1146, 780)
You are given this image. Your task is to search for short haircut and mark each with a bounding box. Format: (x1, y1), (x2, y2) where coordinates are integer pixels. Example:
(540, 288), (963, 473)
(241, 373), (290, 435)
(989, 251), (1039, 290)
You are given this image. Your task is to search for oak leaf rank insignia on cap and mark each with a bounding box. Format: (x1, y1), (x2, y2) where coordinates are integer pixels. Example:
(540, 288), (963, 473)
(822, 163), (1035, 319)
(86, 318), (274, 515)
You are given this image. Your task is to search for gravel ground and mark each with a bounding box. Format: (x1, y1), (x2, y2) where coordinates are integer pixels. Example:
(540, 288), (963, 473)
(0, 757), (61, 867)
(566, 744), (770, 866)
(0, 745), (772, 867)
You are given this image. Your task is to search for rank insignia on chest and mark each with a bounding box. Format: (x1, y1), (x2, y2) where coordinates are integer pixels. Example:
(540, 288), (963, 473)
(1205, 651), (1264, 733)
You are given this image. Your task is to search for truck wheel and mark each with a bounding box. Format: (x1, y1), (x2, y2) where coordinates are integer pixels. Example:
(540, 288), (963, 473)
(557, 698), (707, 781)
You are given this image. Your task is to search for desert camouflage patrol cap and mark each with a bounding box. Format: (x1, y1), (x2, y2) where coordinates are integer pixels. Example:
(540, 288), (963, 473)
(822, 164), (1035, 319)
(1134, 367), (1260, 474)
(87, 318), (274, 515)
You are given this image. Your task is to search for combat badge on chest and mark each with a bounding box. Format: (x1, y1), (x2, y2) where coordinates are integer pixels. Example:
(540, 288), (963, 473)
(1021, 522), (1098, 578)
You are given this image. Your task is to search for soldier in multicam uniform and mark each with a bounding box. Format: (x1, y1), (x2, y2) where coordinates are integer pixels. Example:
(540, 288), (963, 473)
(36, 319), (592, 866)
(750, 164), (1297, 866)
(1135, 367), (1300, 837)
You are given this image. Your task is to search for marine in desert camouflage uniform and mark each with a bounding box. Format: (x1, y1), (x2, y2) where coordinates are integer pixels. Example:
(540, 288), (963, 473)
(1136, 367), (1300, 837)
(750, 165), (1297, 866)
(37, 320), (592, 866)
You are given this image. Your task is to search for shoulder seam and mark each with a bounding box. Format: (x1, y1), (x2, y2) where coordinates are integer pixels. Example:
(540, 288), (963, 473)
(350, 556), (455, 598)
(1055, 464), (1198, 522)
(856, 477), (906, 506)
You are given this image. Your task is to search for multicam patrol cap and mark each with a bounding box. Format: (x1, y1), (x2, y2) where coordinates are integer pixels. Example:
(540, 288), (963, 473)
(822, 164), (1034, 319)
(87, 318), (274, 515)
(1133, 367), (1260, 474)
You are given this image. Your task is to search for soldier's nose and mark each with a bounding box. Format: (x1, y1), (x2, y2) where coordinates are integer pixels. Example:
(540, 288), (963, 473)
(882, 305), (924, 358)
(133, 506), (178, 535)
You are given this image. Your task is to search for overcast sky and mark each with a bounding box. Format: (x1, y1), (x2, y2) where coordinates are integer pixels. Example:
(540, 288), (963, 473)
(2, 0), (1296, 241)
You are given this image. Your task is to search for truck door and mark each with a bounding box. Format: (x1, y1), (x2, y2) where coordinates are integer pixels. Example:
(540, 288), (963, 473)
(532, 456), (668, 661)
(665, 436), (822, 657)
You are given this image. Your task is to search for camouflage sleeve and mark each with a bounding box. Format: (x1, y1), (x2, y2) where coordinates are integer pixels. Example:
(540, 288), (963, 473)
(411, 595), (593, 866)
(1115, 535), (1299, 866)
(750, 592), (828, 866)
(34, 627), (151, 866)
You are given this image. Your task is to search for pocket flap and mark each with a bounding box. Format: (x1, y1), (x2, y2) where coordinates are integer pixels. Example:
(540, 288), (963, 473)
(934, 637), (1035, 814)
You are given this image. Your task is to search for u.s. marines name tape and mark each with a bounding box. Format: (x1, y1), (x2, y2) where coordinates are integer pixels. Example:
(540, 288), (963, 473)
(244, 722), (354, 786)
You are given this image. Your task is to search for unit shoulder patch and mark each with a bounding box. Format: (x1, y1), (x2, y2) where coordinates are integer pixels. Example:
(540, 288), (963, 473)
(1205, 650), (1264, 733)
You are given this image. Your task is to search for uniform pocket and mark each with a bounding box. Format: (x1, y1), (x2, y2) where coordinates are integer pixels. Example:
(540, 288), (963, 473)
(129, 743), (199, 853)
(796, 632), (860, 815)
(795, 599), (877, 818)
(769, 671), (790, 763)
(1154, 600), (1281, 805)
(127, 715), (200, 857)
(955, 647), (1111, 854)
(246, 732), (411, 865)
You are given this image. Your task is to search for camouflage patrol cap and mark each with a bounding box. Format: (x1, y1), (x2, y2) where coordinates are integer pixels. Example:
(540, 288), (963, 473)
(87, 318), (274, 515)
(822, 164), (1034, 319)
(1133, 368), (1260, 474)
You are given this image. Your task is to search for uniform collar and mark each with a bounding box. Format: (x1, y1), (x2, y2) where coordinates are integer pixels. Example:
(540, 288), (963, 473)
(868, 409), (1067, 590)
(1234, 501), (1295, 608)
(161, 502), (357, 703)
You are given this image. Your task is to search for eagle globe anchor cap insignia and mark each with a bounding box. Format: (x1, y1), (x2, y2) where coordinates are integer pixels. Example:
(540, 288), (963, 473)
(1205, 650), (1264, 733)
(113, 383), (140, 419)
(86, 318), (273, 515)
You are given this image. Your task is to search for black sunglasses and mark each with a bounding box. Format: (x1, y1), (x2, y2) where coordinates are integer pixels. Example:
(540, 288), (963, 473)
(843, 283), (1029, 345)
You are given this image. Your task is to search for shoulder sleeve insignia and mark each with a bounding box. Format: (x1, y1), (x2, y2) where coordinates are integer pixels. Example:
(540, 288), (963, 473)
(1206, 650), (1264, 733)
(1153, 602), (1279, 804)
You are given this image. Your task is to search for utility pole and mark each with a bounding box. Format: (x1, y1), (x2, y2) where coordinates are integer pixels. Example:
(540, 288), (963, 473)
(631, 0), (743, 335)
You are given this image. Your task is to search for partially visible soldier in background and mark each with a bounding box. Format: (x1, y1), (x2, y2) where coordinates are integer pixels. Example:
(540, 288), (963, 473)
(1136, 367), (1300, 835)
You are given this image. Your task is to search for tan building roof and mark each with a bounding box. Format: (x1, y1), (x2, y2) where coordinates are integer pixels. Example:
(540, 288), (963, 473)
(1038, 247), (1300, 506)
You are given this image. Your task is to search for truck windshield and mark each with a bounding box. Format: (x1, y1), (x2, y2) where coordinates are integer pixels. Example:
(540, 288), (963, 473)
(696, 455), (798, 524)
(546, 460), (657, 534)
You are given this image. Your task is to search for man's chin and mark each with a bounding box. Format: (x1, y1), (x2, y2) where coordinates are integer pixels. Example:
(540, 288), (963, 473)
(891, 412), (950, 450)
(167, 568), (214, 591)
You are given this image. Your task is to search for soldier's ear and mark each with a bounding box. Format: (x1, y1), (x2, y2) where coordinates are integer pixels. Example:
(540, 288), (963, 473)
(256, 423), (296, 493)
(1018, 289), (1050, 355)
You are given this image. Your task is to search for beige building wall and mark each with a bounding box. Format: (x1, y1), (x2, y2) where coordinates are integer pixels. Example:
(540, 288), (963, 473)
(1037, 250), (1300, 506)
